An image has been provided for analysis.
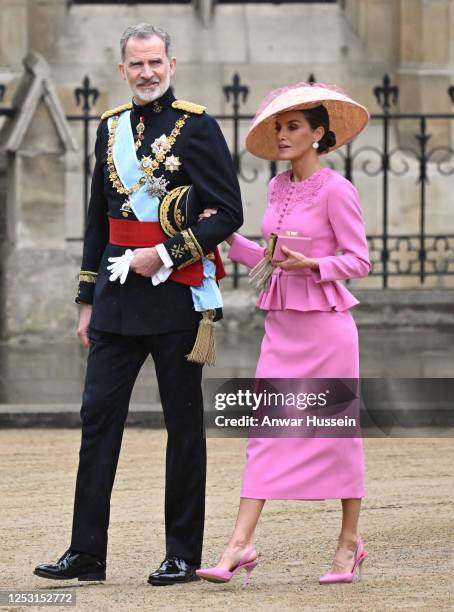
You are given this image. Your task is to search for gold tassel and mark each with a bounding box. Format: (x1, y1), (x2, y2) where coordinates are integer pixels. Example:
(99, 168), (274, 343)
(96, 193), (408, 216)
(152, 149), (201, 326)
(248, 256), (274, 291)
(186, 309), (217, 366)
(248, 234), (277, 291)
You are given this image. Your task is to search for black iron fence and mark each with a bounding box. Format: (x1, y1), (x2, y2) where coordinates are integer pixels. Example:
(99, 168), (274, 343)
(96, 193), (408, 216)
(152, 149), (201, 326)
(1, 73), (454, 288)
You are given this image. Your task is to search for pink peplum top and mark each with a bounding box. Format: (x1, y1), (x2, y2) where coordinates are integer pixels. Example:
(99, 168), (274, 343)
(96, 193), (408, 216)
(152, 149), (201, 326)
(228, 167), (371, 312)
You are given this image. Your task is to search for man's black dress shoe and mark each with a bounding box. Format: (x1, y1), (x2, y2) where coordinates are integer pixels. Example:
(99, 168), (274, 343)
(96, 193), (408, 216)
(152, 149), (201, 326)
(147, 557), (200, 586)
(34, 549), (106, 581)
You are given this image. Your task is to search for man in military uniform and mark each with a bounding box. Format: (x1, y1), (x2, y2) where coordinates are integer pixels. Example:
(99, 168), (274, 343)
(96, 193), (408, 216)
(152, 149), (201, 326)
(34, 24), (242, 586)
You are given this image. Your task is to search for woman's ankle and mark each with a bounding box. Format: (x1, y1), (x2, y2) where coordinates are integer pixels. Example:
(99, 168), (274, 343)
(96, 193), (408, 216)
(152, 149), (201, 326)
(337, 531), (359, 549)
(228, 537), (254, 550)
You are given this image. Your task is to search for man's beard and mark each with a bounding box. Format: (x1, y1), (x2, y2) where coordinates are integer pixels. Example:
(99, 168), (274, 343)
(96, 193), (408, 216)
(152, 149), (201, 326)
(130, 74), (170, 104)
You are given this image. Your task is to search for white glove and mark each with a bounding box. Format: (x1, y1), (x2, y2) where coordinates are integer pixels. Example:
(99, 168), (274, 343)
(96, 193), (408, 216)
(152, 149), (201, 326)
(107, 249), (134, 284)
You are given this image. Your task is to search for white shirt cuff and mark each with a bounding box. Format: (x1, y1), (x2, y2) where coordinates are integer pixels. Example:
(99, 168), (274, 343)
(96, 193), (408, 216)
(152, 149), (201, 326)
(155, 243), (173, 268)
(151, 265), (172, 286)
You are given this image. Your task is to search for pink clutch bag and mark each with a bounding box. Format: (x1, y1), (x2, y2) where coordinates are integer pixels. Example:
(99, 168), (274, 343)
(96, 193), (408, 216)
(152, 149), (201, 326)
(250, 232), (313, 291)
(271, 233), (312, 262)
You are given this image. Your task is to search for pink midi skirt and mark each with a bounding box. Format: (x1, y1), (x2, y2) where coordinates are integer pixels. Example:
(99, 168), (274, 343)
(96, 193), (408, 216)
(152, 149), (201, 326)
(241, 309), (365, 500)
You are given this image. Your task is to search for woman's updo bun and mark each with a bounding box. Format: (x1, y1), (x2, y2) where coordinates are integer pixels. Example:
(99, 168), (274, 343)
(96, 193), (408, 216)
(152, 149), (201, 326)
(301, 105), (336, 154)
(322, 130), (337, 151)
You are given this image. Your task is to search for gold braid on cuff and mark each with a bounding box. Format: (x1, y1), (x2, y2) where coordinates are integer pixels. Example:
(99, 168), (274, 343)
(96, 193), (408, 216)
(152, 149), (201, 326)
(187, 228), (204, 259)
(174, 230), (201, 269)
(182, 229), (202, 259)
(79, 271), (97, 284)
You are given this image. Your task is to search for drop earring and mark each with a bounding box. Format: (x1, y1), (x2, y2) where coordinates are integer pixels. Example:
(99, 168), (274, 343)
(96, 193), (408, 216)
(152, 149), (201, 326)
(312, 141), (319, 150)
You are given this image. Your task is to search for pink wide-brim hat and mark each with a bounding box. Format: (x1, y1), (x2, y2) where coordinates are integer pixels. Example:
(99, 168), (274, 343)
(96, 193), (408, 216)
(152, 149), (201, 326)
(245, 82), (370, 160)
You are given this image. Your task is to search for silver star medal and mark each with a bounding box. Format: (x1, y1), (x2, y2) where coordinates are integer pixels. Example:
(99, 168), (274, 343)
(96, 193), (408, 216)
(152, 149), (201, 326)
(151, 134), (169, 155)
(164, 155), (182, 173)
(146, 174), (169, 198)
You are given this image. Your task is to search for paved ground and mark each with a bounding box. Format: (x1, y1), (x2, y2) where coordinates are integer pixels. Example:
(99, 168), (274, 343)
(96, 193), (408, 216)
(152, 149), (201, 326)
(0, 430), (453, 612)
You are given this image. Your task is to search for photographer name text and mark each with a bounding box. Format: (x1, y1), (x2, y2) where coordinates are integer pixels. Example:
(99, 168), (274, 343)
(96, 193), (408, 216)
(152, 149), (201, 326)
(214, 415), (357, 428)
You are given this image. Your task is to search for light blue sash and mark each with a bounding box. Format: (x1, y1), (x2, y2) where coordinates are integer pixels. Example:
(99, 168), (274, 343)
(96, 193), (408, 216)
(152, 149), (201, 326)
(192, 259), (223, 312)
(109, 111), (223, 310)
(108, 112), (159, 221)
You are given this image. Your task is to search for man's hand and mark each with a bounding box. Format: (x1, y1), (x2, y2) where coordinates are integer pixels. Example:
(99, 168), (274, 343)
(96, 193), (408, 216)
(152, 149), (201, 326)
(77, 303), (92, 348)
(130, 247), (163, 277)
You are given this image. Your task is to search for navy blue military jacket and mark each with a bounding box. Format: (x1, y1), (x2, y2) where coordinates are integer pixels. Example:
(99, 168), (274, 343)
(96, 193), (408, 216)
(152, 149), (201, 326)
(77, 87), (243, 335)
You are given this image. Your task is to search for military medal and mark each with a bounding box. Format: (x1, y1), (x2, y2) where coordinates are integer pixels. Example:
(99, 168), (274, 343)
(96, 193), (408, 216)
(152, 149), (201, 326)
(120, 197), (133, 217)
(107, 113), (189, 197)
(146, 175), (169, 198)
(137, 156), (170, 198)
(139, 156), (156, 173)
(164, 155), (182, 173)
(151, 134), (169, 155)
(135, 116), (145, 150)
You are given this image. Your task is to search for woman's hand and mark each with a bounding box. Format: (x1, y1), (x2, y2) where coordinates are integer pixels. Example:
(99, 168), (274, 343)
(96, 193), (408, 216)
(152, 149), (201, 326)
(197, 207), (235, 245)
(198, 208), (218, 220)
(273, 246), (319, 271)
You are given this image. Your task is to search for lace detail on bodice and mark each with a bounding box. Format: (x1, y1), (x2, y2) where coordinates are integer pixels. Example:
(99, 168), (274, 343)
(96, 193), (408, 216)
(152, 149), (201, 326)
(269, 167), (332, 214)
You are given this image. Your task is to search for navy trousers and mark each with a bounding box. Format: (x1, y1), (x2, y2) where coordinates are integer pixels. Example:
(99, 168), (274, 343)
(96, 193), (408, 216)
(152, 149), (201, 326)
(70, 326), (206, 566)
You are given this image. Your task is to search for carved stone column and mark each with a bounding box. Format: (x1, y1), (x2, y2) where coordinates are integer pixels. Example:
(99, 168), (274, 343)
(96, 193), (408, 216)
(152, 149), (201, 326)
(27, 0), (68, 60)
(192, 0), (215, 26)
(342, 0), (400, 64)
(0, 0), (29, 70)
(0, 52), (78, 339)
(397, 0), (453, 147)
(343, 0), (454, 148)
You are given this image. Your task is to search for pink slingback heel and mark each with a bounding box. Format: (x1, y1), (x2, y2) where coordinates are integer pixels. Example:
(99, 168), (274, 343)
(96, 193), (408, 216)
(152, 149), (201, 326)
(196, 547), (258, 586)
(319, 538), (368, 584)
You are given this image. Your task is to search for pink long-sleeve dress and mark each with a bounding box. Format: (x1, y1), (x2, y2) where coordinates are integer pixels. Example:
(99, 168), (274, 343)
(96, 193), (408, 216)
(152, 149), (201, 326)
(228, 167), (370, 499)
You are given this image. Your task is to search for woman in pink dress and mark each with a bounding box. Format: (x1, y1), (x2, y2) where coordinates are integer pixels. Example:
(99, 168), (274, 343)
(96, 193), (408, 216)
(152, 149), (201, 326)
(197, 83), (371, 585)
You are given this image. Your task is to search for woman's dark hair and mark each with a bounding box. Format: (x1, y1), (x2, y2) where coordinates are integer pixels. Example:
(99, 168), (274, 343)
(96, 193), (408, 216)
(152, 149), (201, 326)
(301, 105), (336, 154)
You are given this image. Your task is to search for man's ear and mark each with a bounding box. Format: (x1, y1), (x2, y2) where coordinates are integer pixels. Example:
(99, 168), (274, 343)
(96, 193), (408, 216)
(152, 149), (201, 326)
(118, 62), (126, 81)
(169, 56), (177, 77)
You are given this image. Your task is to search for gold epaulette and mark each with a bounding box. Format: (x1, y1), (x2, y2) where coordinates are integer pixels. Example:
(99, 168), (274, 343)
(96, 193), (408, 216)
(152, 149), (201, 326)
(101, 103), (133, 120)
(172, 100), (206, 115)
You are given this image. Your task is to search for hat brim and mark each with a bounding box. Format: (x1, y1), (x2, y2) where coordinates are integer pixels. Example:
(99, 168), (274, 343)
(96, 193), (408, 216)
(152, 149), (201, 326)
(245, 86), (370, 160)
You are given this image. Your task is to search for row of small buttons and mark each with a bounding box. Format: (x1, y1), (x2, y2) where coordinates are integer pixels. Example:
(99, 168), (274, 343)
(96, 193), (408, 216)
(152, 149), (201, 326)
(276, 184), (295, 231)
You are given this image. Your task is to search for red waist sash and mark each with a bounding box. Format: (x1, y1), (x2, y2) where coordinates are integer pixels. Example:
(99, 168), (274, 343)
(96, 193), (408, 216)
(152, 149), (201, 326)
(108, 217), (225, 286)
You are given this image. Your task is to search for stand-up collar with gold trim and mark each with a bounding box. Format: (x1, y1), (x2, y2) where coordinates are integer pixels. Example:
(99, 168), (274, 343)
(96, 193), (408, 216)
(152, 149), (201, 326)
(131, 87), (176, 119)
